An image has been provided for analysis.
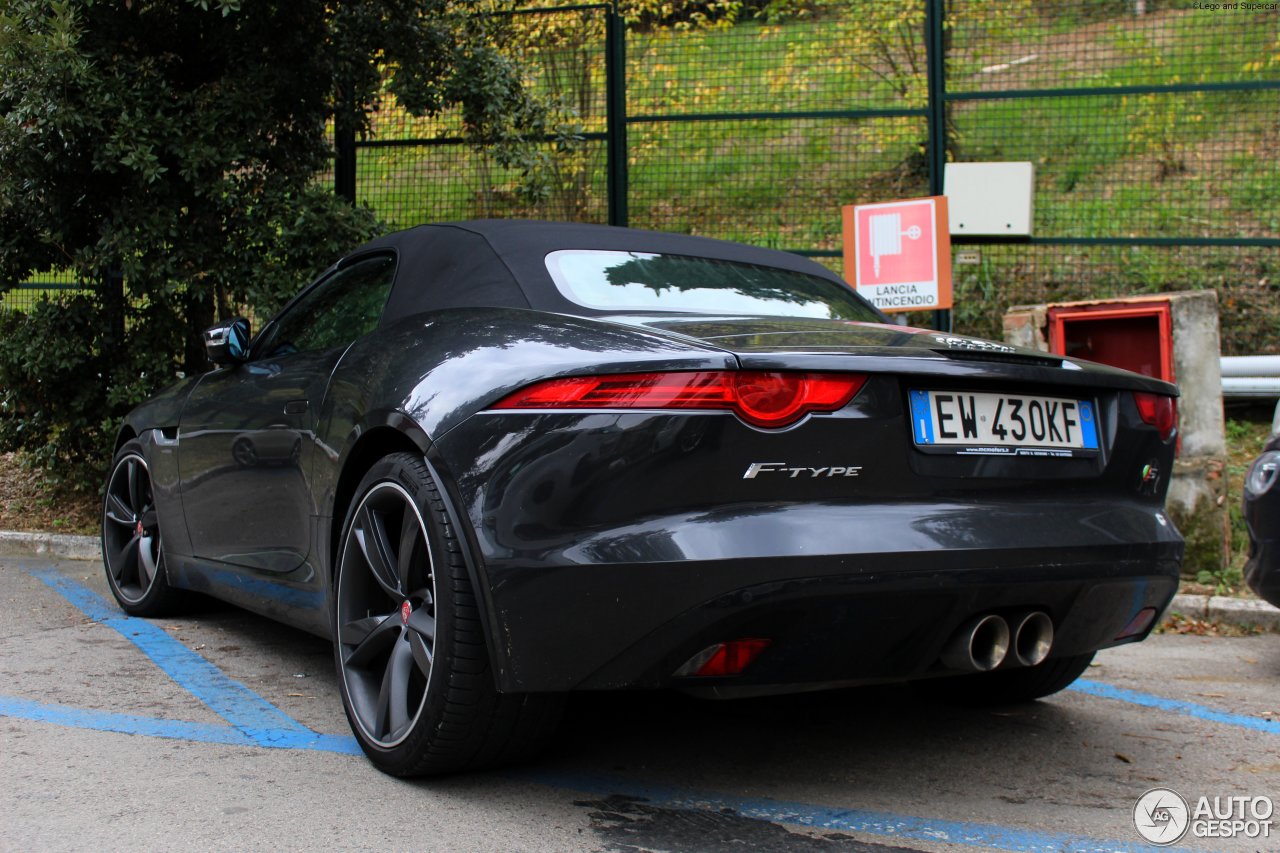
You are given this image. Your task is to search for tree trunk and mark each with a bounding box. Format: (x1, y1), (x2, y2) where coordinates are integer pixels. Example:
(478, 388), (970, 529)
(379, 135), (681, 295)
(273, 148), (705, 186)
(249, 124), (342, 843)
(183, 288), (215, 375)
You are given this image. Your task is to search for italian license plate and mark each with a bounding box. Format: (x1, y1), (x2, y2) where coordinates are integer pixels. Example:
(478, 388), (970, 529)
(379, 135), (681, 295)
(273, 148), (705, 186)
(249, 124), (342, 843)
(909, 390), (1099, 456)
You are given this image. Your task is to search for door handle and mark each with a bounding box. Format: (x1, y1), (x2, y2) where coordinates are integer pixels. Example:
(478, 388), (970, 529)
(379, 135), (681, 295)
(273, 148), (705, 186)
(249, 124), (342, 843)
(284, 400), (309, 415)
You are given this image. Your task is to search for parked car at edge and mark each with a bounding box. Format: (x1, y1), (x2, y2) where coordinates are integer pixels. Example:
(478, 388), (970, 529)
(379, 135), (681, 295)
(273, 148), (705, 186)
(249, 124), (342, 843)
(101, 220), (1184, 776)
(1244, 431), (1280, 607)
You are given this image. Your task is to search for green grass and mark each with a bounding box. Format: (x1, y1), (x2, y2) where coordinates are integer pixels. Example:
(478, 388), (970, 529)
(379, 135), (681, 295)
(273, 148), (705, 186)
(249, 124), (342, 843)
(310, 4), (1280, 350)
(2, 277), (86, 312)
(364, 6), (1278, 222)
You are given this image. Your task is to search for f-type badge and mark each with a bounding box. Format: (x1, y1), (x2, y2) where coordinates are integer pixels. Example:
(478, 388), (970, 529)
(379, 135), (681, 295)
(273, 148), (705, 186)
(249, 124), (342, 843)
(743, 462), (863, 479)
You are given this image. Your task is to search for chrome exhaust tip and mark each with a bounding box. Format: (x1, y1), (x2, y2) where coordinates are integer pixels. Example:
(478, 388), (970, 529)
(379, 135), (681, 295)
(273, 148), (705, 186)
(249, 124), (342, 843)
(941, 614), (1010, 672)
(1013, 611), (1054, 668)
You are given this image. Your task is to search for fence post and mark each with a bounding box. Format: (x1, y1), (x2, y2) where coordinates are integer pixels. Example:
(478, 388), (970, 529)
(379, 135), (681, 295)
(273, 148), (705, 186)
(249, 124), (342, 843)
(103, 267), (125, 350)
(334, 85), (357, 205)
(924, 0), (951, 332)
(605, 2), (628, 227)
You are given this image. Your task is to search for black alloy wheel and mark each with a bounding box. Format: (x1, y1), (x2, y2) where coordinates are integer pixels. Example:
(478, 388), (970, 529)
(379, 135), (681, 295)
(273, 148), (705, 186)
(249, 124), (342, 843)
(101, 440), (185, 616)
(335, 478), (436, 749)
(231, 436), (257, 468)
(333, 453), (563, 776)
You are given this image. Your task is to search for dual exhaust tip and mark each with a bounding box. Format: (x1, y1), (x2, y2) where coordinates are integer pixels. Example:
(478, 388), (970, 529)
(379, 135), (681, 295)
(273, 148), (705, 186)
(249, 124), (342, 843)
(940, 611), (1053, 673)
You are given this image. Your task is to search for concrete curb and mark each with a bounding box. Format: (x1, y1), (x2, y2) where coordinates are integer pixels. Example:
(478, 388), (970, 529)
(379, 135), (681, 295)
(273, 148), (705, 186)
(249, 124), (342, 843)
(1169, 593), (1280, 632)
(1, 530), (1277, 632)
(0, 531), (99, 561)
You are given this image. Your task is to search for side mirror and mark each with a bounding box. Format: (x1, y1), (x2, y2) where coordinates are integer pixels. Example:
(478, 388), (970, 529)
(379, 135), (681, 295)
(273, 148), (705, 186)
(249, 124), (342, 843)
(203, 317), (252, 366)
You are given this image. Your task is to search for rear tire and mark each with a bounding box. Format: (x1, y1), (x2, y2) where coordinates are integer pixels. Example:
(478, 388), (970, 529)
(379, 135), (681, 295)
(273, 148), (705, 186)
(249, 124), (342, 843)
(333, 452), (562, 776)
(231, 437), (256, 467)
(918, 652), (1096, 705)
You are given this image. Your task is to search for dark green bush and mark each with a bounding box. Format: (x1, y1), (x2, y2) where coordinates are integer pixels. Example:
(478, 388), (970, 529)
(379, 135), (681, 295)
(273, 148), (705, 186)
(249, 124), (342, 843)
(0, 294), (183, 490)
(1, 1), (552, 492)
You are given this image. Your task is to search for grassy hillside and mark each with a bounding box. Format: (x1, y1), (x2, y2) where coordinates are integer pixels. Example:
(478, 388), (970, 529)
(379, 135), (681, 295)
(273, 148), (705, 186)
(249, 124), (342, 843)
(9, 3), (1277, 349)
(351, 2), (1278, 347)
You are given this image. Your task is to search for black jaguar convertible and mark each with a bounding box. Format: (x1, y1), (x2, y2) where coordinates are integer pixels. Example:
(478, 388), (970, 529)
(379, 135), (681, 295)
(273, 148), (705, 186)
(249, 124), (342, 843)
(101, 220), (1183, 776)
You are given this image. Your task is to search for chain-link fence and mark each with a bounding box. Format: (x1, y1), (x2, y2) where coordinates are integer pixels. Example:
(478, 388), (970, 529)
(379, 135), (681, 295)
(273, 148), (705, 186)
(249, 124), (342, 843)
(347, 4), (615, 228)
(336, 0), (1277, 351)
(2, 271), (87, 313)
(947, 0), (1280, 349)
(622, 7), (931, 251)
(10, 1), (1276, 353)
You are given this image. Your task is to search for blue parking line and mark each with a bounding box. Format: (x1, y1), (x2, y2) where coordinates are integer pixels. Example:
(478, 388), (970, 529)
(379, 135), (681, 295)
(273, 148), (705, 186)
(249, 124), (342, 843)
(26, 566), (1280, 750)
(31, 567), (312, 742)
(516, 770), (1206, 853)
(0, 695), (361, 754)
(4, 691), (1195, 853)
(1070, 679), (1280, 735)
(6, 564), (1267, 853)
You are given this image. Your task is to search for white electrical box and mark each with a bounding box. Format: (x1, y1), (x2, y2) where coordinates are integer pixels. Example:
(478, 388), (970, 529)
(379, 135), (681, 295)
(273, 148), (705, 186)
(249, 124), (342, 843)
(944, 162), (1035, 236)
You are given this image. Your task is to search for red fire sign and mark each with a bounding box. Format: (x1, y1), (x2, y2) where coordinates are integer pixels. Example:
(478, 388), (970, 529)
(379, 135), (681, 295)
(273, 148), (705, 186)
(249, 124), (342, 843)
(842, 196), (952, 314)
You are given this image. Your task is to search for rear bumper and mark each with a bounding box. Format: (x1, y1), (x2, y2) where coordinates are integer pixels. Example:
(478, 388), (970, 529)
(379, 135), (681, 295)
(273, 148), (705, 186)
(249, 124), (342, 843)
(470, 499), (1182, 692)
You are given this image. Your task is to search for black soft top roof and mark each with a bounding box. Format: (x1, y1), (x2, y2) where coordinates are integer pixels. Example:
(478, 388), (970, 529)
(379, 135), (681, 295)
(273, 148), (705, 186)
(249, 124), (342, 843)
(366, 220), (850, 323)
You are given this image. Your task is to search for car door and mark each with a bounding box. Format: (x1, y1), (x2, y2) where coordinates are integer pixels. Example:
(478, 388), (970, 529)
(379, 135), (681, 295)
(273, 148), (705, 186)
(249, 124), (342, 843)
(177, 253), (397, 573)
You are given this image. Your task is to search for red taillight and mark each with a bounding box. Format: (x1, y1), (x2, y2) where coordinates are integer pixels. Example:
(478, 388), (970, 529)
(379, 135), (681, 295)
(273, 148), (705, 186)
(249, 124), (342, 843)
(675, 638), (772, 678)
(494, 371), (867, 429)
(1115, 607), (1158, 640)
(1133, 392), (1176, 441)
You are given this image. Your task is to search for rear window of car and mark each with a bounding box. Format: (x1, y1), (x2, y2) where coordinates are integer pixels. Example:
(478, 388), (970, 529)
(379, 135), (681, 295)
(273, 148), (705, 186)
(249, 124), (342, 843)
(544, 249), (882, 321)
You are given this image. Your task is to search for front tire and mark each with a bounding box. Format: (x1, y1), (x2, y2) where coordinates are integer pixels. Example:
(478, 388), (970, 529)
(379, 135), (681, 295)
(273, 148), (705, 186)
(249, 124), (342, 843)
(333, 452), (562, 776)
(101, 440), (187, 617)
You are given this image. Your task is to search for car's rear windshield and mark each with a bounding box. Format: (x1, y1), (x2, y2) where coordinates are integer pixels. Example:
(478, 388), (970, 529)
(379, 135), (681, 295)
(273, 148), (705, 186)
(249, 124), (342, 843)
(544, 249), (882, 321)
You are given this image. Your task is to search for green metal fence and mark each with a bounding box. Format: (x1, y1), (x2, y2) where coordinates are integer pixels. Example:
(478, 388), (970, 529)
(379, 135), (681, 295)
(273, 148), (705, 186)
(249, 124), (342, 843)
(2, 274), (88, 313)
(12, 1), (1276, 352)
(945, 0), (1280, 352)
(337, 0), (1279, 352)
(340, 4), (618, 227)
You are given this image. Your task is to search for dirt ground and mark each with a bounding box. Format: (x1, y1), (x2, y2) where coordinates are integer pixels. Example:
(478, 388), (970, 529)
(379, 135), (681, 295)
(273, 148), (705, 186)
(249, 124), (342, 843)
(0, 452), (98, 535)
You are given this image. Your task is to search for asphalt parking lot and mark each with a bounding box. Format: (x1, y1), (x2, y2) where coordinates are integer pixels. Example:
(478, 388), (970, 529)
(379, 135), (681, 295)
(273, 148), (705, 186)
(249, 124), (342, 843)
(2, 549), (1278, 853)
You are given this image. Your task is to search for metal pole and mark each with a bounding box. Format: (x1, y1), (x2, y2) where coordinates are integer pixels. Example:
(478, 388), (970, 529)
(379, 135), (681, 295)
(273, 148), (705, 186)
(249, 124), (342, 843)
(924, 0), (952, 332)
(334, 84), (357, 205)
(104, 267), (125, 351)
(605, 1), (628, 227)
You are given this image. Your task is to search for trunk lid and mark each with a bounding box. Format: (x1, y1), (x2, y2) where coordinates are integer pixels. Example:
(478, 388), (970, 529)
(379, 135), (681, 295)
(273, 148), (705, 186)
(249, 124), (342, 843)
(610, 314), (1177, 396)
